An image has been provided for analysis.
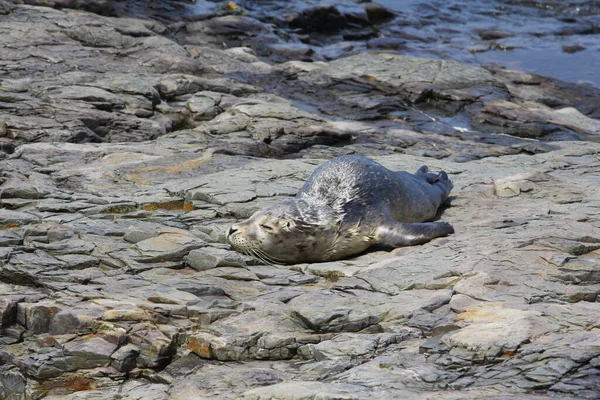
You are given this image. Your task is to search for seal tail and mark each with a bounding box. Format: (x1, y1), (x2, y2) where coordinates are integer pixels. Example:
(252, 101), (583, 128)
(416, 165), (444, 183)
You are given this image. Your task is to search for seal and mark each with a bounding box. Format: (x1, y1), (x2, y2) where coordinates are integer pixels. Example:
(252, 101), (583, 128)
(226, 155), (454, 264)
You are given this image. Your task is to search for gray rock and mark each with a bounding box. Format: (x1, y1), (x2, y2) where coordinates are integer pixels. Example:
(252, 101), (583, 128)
(186, 247), (246, 271)
(239, 381), (397, 400)
(289, 289), (452, 333)
(0, 209), (39, 226)
(128, 323), (176, 368)
(304, 332), (418, 361)
(110, 344), (140, 373)
(157, 74), (256, 99)
(442, 303), (560, 362)
(132, 232), (205, 262)
(0, 231), (22, 247)
(62, 335), (120, 369)
(54, 254), (100, 269)
(0, 366), (27, 400)
(123, 227), (158, 243)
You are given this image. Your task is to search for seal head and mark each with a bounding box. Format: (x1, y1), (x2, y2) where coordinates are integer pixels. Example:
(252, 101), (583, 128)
(227, 198), (338, 264)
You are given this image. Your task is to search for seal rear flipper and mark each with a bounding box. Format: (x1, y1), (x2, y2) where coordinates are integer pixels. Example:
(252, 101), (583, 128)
(375, 221), (454, 247)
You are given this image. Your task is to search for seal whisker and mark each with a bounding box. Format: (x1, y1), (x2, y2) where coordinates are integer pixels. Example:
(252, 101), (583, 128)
(246, 247), (272, 266)
(253, 247), (284, 266)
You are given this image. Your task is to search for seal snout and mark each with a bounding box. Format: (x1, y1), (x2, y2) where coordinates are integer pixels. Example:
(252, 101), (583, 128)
(226, 224), (241, 242)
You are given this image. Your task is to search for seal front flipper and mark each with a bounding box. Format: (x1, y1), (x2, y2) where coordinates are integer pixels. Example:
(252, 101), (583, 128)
(375, 221), (454, 247)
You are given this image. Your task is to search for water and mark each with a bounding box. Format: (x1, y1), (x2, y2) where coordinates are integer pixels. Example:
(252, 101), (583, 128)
(187, 0), (600, 88)
(379, 0), (600, 87)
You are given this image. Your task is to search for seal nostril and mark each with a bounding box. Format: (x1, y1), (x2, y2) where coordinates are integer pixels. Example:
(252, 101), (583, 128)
(227, 226), (238, 237)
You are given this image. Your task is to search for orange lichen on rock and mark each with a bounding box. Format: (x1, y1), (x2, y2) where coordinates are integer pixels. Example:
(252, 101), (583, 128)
(187, 335), (212, 358)
(143, 201), (195, 212)
(453, 306), (501, 322)
(0, 223), (21, 229)
(39, 377), (95, 395)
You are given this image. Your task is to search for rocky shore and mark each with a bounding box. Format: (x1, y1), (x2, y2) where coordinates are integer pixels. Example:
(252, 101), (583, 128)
(1, 0), (599, 399)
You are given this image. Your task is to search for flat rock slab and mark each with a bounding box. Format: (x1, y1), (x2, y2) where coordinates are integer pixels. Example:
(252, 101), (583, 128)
(442, 303), (560, 361)
(239, 381), (400, 400)
(0, 209), (40, 227)
(289, 289), (453, 333)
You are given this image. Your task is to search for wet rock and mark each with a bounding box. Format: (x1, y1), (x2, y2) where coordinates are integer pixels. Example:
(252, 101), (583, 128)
(364, 3), (395, 23)
(21, 0), (117, 16)
(203, 15), (271, 37)
(289, 6), (348, 34)
(475, 29), (513, 40)
(366, 37), (407, 50)
(475, 100), (599, 139)
(562, 44), (586, 54)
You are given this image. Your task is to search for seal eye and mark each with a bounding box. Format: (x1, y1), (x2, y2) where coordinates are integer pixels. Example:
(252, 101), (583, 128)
(260, 224), (275, 232)
(284, 221), (293, 230)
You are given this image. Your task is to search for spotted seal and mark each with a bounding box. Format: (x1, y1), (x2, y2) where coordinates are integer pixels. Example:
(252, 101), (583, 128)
(226, 155), (454, 264)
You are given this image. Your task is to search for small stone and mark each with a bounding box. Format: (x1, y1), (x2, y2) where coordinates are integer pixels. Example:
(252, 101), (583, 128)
(475, 29), (513, 40)
(124, 228), (157, 243)
(54, 254), (100, 270)
(17, 301), (60, 334)
(562, 44), (585, 54)
(364, 3), (395, 23)
(102, 307), (154, 322)
(0, 297), (19, 329)
(110, 344), (140, 373)
(0, 231), (22, 246)
(448, 293), (484, 313)
(186, 247), (246, 271)
(133, 233), (205, 262)
(63, 335), (119, 369)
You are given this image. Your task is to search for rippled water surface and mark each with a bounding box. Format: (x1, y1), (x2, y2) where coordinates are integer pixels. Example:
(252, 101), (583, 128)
(380, 0), (600, 86)
(189, 0), (599, 87)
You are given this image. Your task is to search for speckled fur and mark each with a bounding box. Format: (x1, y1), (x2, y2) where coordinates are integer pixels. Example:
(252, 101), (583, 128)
(227, 155), (454, 264)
